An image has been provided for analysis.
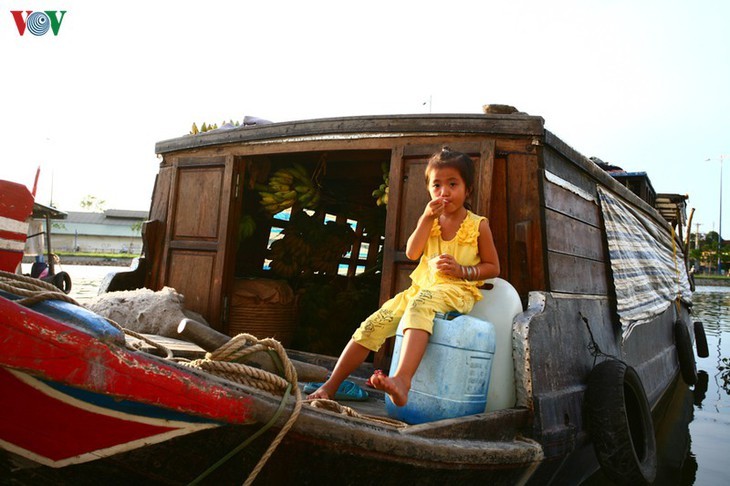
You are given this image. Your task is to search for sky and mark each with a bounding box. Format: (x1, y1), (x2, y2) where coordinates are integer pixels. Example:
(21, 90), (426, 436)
(2, 1), (729, 239)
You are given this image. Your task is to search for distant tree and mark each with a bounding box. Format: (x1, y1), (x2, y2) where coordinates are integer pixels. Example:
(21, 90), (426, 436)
(80, 195), (106, 212)
(697, 231), (730, 273)
(704, 231), (720, 247)
(131, 221), (143, 233)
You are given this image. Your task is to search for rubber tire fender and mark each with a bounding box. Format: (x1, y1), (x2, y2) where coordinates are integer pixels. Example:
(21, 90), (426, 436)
(675, 320), (698, 385)
(585, 360), (657, 485)
(694, 321), (709, 358)
(41, 271), (72, 294)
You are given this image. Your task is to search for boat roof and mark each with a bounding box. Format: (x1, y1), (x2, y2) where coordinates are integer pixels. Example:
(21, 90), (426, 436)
(155, 113), (546, 154)
(655, 193), (689, 227)
(32, 202), (66, 220)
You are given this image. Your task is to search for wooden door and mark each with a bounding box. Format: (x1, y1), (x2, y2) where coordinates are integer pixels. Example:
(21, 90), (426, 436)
(375, 141), (495, 368)
(158, 155), (237, 331)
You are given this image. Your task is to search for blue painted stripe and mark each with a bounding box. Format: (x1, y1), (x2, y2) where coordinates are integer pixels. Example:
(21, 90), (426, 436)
(41, 379), (224, 425)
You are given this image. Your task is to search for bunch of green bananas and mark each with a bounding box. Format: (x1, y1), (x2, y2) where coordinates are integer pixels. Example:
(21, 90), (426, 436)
(258, 163), (320, 215)
(372, 161), (390, 206)
(308, 221), (355, 274)
(268, 212), (354, 278)
(269, 233), (309, 278)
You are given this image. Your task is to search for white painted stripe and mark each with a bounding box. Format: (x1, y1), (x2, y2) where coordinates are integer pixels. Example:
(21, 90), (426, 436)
(0, 216), (29, 234)
(544, 170), (595, 202)
(0, 238), (25, 251)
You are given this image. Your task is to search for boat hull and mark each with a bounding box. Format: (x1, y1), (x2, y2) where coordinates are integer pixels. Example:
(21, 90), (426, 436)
(1, 293), (543, 484)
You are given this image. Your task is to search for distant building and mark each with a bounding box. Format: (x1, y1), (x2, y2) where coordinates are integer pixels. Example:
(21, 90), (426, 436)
(26, 209), (149, 255)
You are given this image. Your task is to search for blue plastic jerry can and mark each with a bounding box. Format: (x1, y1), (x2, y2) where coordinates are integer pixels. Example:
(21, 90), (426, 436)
(385, 314), (496, 424)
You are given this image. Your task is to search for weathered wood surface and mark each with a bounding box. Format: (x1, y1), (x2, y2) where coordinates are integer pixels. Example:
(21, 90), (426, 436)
(159, 156), (235, 330)
(505, 152), (546, 298)
(156, 114), (545, 154)
(174, 318), (330, 382)
(544, 130), (672, 230)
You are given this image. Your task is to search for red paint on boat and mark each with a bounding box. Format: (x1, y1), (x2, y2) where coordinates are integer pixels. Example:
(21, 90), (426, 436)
(0, 368), (177, 462)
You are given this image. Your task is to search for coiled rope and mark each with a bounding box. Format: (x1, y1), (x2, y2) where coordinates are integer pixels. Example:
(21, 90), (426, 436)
(183, 333), (302, 486)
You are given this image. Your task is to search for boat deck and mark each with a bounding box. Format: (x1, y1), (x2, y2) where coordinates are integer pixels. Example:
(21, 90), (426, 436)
(135, 333), (532, 435)
(136, 333), (391, 417)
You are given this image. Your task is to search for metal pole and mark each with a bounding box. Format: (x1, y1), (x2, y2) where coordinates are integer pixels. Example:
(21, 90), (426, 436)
(717, 156), (727, 275)
(719, 158), (723, 275)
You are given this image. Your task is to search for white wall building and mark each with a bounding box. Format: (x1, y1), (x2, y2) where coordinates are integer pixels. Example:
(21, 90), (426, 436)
(27, 209), (148, 255)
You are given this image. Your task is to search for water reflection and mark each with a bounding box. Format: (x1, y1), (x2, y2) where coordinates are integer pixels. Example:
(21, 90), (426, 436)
(693, 286), (730, 336)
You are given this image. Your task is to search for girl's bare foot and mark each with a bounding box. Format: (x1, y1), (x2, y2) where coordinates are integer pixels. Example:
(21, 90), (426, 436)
(306, 385), (334, 400)
(370, 373), (409, 406)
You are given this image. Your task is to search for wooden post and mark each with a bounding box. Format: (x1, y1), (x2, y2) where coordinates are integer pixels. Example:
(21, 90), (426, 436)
(177, 318), (329, 382)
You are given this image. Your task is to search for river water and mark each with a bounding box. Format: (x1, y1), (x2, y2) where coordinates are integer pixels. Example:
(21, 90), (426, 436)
(32, 265), (730, 485)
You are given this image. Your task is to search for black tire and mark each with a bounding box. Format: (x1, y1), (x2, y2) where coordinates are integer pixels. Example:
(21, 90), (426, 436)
(675, 320), (698, 385)
(694, 321), (709, 358)
(41, 271), (72, 294)
(586, 360), (657, 485)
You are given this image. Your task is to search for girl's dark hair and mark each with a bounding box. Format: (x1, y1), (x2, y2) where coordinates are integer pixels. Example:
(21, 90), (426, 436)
(424, 146), (476, 194)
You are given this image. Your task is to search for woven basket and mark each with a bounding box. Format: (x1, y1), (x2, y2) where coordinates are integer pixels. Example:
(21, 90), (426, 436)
(227, 279), (298, 347)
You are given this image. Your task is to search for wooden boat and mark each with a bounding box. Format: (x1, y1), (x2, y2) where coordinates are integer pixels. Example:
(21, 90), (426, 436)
(0, 178), (70, 289)
(1, 110), (703, 484)
(0, 180), (35, 273)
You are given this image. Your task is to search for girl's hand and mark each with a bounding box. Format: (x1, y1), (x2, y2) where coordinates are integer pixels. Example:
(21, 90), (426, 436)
(433, 253), (460, 277)
(424, 197), (448, 219)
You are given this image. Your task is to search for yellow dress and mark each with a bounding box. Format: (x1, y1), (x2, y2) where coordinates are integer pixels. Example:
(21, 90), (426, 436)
(352, 210), (487, 351)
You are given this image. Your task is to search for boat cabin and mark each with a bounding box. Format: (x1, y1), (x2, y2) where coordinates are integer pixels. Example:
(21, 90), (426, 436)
(140, 113), (689, 371)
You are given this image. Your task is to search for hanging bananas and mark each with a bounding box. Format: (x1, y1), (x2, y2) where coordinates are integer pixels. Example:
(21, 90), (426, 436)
(258, 163), (320, 215)
(372, 161), (390, 207)
(268, 212), (354, 278)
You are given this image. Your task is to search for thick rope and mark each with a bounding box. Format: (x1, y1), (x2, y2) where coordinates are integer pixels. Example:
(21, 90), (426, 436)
(306, 398), (407, 428)
(183, 333), (302, 486)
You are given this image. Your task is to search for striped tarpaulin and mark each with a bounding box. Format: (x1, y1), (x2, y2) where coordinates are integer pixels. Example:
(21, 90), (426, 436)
(597, 187), (692, 342)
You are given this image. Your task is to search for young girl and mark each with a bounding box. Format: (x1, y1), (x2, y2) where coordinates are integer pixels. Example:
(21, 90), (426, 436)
(307, 147), (500, 407)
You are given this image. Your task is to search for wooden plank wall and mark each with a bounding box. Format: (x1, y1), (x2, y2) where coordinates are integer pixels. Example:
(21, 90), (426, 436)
(158, 155), (235, 329)
(542, 147), (609, 296)
(145, 165), (173, 290)
(488, 140), (547, 302)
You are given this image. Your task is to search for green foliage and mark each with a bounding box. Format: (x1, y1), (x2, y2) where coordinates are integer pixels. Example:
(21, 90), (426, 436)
(692, 230), (730, 273)
(80, 195), (106, 212)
